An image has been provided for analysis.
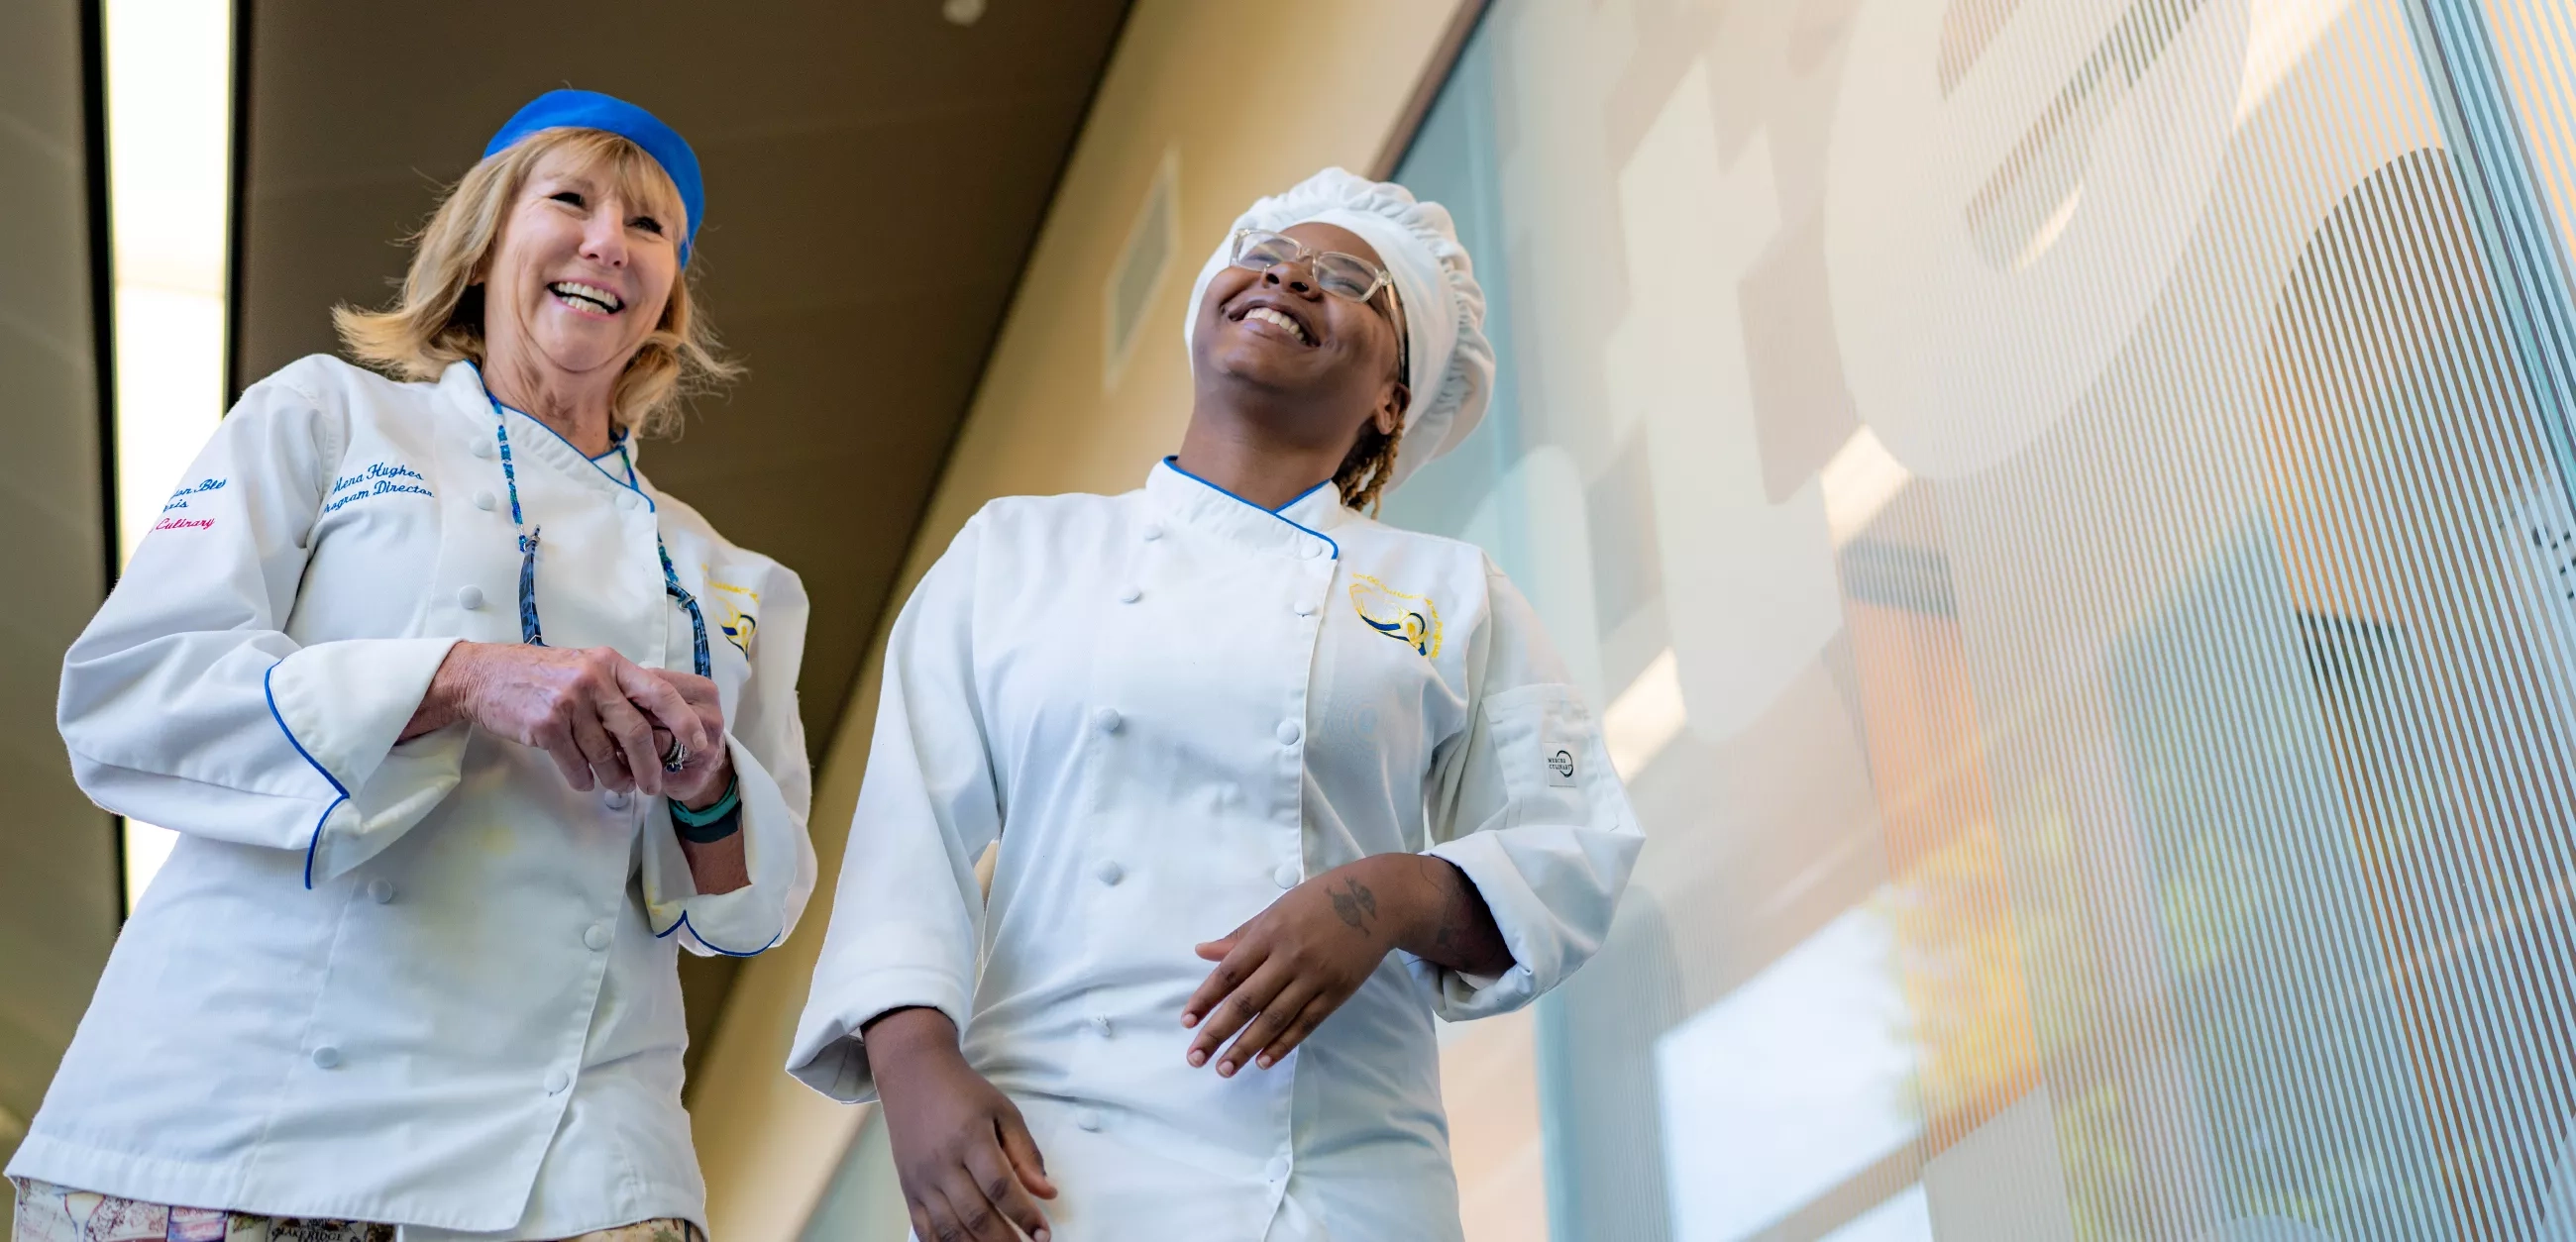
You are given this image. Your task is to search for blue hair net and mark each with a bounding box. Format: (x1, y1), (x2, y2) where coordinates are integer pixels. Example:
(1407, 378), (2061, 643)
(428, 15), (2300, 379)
(484, 89), (704, 265)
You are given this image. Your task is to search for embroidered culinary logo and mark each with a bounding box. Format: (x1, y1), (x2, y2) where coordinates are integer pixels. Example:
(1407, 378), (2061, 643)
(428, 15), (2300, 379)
(1350, 574), (1442, 658)
(703, 574), (760, 660)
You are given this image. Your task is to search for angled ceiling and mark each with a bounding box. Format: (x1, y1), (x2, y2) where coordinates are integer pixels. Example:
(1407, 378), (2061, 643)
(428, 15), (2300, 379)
(231, 0), (1131, 1059)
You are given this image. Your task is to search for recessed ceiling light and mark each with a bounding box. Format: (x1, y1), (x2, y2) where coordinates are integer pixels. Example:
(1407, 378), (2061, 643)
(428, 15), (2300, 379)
(943, 0), (987, 27)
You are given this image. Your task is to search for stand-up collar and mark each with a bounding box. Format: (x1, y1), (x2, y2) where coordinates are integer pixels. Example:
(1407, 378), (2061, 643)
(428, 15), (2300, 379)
(1147, 457), (1347, 561)
(440, 360), (655, 508)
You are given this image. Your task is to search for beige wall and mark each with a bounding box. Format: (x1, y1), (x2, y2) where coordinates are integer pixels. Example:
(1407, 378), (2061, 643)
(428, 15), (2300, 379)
(0, 5), (118, 1234)
(688, 2), (1471, 1237)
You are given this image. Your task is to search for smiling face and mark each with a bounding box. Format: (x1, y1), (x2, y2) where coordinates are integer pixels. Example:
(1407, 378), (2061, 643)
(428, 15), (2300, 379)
(1193, 221), (1410, 450)
(480, 144), (684, 394)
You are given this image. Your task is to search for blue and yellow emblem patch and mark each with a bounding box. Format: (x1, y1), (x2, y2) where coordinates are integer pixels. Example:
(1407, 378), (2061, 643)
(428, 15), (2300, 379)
(1350, 574), (1442, 658)
(703, 577), (760, 661)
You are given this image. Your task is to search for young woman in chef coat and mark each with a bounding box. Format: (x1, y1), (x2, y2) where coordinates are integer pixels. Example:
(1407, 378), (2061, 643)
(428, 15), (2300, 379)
(791, 168), (1643, 1242)
(11, 91), (814, 1242)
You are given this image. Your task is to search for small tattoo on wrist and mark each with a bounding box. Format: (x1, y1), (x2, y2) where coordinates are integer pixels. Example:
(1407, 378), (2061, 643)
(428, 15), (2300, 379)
(1329, 879), (1379, 931)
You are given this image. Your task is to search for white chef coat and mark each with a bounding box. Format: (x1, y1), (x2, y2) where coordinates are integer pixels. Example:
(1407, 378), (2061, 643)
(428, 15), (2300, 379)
(12, 356), (817, 1237)
(789, 460), (1642, 1241)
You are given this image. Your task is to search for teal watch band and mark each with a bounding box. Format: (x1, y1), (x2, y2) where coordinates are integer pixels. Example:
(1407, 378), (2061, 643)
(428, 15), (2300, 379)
(671, 779), (741, 843)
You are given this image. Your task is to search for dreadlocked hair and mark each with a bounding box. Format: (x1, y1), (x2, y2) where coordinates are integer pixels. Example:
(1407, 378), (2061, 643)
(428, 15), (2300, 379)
(1335, 420), (1405, 514)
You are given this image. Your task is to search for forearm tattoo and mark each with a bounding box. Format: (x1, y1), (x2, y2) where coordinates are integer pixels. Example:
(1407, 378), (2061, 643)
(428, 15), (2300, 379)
(1329, 878), (1379, 932)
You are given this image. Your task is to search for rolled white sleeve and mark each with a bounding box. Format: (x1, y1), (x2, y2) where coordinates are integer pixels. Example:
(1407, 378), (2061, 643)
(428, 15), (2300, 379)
(57, 368), (466, 887)
(641, 569), (819, 957)
(787, 515), (998, 1103)
(1418, 565), (1644, 1020)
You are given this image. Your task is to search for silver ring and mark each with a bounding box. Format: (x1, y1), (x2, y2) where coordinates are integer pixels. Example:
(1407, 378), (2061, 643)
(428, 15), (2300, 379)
(661, 738), (690, 774)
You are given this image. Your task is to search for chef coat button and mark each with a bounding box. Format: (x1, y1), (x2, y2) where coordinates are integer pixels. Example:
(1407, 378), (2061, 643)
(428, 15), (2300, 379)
(310, 1045), (341, 1070)
(1276, 720), (1302, 746)
(367, 878), (395, 904)
(1076, 1109), (1103, 1132)
(1119, 585), (1141, 604)
(1266, 1155), (1290, 1182)
(1296, 600), (1316, 617)
(1095, 707), (1123, 734)
(604, 789), (631, 811)
(1089, 1014), (1113, 1037)
(474, 489), (496, 512)
(585, 923), (611, 951)
(457, 584), (484, 610)
(1301, 542), (1324, 560)
(472, 438), (496, 459)
(1273, 864), (1300, 889)
(618, 493), (642, 512)
(545, 1069), (571, 1094)
(1141, 523), (1162, 541)
(1095, 860), (1125, 886)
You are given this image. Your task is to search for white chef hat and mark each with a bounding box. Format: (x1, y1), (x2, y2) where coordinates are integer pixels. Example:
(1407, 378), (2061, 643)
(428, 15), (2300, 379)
(1183, 167), (1493, 489)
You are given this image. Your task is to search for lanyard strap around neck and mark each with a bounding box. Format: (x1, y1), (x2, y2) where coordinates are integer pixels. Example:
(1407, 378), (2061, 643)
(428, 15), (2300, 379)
(483, 388), (710, 679)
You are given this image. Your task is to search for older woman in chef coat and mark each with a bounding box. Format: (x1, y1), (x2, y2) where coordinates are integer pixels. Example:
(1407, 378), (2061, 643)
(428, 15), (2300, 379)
(791, 168), (1643, 1242)
(10, 90), (814, 1242)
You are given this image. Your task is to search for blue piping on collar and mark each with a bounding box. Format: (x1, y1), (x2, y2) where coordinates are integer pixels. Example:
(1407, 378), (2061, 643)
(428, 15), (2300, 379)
(1159, 457), (1341, 561)
(650, 909), (782, 958)
(467, 362), (656, 510)
(266, 663), (351, 891)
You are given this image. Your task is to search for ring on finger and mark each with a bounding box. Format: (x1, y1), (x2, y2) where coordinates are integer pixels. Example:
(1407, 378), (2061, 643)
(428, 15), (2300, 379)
(662, 736), (690, 774)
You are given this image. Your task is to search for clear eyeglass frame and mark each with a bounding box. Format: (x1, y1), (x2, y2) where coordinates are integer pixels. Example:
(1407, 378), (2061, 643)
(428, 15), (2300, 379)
(1229, 228), (1411, 377)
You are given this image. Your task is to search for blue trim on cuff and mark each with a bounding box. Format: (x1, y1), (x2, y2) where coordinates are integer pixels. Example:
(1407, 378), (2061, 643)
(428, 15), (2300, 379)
(264, 662), (351, 891)
(1160, 456), (1342, 560)
(650, 909), (782, 958)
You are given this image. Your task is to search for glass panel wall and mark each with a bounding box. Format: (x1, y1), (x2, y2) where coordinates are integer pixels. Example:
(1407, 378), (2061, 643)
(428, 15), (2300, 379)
(1389, 2), (2576, 1238)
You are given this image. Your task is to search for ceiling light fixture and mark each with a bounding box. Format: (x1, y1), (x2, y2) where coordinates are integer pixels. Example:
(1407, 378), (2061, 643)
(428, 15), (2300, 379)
(103, 0), (235, 913)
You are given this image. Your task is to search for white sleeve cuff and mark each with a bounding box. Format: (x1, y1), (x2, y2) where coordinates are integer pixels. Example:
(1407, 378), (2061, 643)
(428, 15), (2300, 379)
(264, 638), (465, 886)
(1419, 833), (1555, 1020)
(641, 732), (817, 957)
(786, 928), (979, 1104)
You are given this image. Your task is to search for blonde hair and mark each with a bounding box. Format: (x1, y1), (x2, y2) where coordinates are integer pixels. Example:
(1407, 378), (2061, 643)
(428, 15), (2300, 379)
(334, 127), (738, 436)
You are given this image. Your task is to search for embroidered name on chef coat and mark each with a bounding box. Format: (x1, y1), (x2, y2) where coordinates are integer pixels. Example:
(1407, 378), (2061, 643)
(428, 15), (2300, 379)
(323, 461), (434, 515)
(153, 477), (229, 533)
(1351, 574), (1443, 658)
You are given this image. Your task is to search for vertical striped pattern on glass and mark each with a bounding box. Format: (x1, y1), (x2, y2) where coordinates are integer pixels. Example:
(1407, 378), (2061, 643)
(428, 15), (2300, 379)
(1390, 0), (2576, 1237)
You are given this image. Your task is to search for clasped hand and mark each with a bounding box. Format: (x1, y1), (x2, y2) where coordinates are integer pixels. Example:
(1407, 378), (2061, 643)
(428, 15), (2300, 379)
(409, 641), (730, 805)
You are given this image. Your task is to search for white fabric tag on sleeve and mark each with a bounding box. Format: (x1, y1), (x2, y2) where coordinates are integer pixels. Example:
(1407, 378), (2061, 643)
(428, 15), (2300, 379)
(1542, 731), (1579, 787)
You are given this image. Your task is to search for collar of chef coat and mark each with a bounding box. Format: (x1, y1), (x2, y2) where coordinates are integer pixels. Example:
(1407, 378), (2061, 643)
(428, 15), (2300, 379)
(1149, 456), (1350, 561)
(437, 361), (656, 507)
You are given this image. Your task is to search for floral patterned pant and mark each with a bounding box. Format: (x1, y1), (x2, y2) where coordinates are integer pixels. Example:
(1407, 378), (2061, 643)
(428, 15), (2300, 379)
(11, 1180), (699, 1242)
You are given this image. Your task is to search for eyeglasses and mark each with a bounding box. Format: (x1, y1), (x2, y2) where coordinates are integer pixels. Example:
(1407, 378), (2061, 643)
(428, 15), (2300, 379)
(1229, 229), (1410, 378)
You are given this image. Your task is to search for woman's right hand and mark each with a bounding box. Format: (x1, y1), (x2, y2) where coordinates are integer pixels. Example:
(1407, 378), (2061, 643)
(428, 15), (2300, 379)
(865, 1006), (1057, 1242)
(407, 641), (710, 796)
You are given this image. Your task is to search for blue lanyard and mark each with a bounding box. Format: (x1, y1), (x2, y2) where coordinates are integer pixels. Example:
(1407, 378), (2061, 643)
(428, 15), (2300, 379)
(483, 386), (711, 680)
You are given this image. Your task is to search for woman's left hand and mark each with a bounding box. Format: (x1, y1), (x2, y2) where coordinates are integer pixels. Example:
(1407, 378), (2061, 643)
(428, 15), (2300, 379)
(649, 670), (733, 809)
(1181, 854), (1423, 1077)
